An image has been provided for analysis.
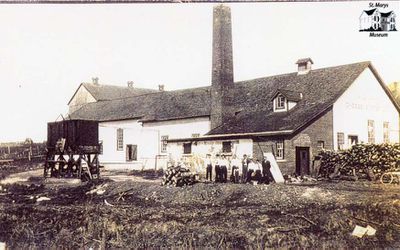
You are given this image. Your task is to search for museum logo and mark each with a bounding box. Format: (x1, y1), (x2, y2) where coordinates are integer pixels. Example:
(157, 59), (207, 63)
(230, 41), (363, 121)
(359, 3), (397, 37)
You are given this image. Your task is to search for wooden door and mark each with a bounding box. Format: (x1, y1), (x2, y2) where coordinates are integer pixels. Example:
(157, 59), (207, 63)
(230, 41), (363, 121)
(296, 147), (310, 176)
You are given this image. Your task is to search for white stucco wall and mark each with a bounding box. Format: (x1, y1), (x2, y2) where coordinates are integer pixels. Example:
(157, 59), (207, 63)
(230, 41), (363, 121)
(143, 117), (210, 140)
(333, 67), (399, 150)
(99, 117), (211, 169)
(168, 139), (253, 163)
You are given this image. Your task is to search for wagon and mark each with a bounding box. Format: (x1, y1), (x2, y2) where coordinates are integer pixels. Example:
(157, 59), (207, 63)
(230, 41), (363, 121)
(380, 171), (400, 184)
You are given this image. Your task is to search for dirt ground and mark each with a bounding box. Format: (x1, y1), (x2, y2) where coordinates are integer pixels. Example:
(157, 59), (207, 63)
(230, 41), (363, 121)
(0, 167), (399, 249)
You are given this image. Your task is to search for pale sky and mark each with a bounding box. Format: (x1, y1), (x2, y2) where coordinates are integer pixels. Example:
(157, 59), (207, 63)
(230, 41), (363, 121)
(0, 2), (399, 142)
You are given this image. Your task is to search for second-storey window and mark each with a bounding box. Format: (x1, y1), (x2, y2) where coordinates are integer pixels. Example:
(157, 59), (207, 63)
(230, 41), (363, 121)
(117, 128), (123, 151)
(276, 95), (286, 110)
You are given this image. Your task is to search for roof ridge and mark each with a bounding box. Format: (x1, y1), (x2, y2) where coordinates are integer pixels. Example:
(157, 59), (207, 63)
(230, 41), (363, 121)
(234, 61), (370, 84)
(82, 82), (157, 91)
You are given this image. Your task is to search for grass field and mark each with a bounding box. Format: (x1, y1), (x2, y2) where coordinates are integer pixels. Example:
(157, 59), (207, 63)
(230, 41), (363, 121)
(0, 169), (399, 249)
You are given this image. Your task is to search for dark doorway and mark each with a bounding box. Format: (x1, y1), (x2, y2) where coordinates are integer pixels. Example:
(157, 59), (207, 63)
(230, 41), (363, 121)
(126, 144), (137, 161)
(296, 147), (310, 176)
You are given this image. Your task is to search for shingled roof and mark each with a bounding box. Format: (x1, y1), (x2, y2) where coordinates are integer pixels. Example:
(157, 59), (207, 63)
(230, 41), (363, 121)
(67, 83), (158, 105)
(206, 61), (378, 135)
(70, 61), (397, 135)
(69, 86), (212, 122)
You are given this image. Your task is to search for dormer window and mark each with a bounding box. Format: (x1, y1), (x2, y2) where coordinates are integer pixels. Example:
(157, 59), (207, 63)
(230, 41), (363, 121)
(272, 89), (303, 113)
(276, 95), (286, 110)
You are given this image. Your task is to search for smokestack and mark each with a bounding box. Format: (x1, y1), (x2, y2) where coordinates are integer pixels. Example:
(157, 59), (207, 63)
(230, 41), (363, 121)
(210, 5), (234, 130)
(211, 4), (234, 87)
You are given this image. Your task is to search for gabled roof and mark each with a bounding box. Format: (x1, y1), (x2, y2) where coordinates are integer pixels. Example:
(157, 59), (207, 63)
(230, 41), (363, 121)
(69, 86), (211, 122)
(206, 61), (377, 135)
(271, 89), (303, 102)
(381, 11), (394, 17)
(67, 83), (158, 105)
(296, 58), (313, 64)
(364, 8), (378, 16)
(69, 61), (399, 136)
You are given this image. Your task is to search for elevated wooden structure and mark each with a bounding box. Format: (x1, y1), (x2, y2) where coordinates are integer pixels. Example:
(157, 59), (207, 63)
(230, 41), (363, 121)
(44, 120), (100, 181)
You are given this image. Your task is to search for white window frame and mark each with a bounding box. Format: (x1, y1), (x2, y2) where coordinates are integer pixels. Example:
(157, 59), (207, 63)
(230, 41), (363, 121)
(337, 132), (345, 150)
(368, 120), (375, 144)
(117, 128), (123, 151)
(383, 122), (389, 143)
(161, 135), (169, 153)
(276, 140), (284, 160)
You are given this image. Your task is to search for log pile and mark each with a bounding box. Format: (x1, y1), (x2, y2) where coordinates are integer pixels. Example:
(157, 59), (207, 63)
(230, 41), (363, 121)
(318, 144), (400, 178)
(161, 165), (197, 187)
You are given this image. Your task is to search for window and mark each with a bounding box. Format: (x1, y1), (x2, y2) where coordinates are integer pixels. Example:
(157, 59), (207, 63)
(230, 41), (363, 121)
(161, 135), (168, 153)
(368, 120), (375, 144)
(276, 140), (284, 160)
(383, 122), (390, 143)
(117, 128), (123, 151)
(276, 95), (286, 110)
(192, 133), (200, 138)
(183, 143), (192, 154)
(348, 135), (358, 147)
(126, 144), (137, 161)
(317, 141), (325, 150)
(222, 141), (232, 153)
(337, 132), (344, 150)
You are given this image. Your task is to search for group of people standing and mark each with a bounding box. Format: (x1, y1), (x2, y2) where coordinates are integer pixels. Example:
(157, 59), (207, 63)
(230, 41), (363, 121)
(203, 154), (274, 184)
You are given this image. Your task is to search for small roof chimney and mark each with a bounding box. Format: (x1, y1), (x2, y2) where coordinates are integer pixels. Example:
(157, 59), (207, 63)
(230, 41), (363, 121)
(92, 77), (99, 85)
(296, 58), (313, 75)
(158, 84), (165, 91)
(127, 81), (134, 88)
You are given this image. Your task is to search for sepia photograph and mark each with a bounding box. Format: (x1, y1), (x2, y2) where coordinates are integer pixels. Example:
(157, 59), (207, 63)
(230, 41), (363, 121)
(0, 0), (399, 248)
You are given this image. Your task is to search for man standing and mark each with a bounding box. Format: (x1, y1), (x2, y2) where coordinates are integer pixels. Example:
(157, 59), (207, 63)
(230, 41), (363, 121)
(262, 156), (272, 184)
(230, 155), (241, 183)
(255, 159), (263, 184)
(205, 154), (213, 182)
(241, 154), (249, 183)
(219, 154), (229, 183)
(214, 154), (221, 183)
(246, 157), (256, 183)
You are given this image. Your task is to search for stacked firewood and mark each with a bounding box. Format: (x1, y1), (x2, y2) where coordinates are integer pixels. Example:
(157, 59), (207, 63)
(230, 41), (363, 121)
(318, 143), (400, 178)
(161, 165), (197, 187)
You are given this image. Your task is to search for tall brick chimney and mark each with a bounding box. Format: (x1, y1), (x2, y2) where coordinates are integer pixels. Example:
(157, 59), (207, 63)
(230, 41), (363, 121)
(210, 4), (234, 130)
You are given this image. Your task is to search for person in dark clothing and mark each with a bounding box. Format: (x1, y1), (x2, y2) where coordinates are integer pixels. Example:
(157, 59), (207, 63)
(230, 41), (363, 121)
(205, 154), (213, 181)
(262, 156), (273, 184)
(255, 159), (263, 184)
(241, 154), (249, 183)
(246, 158), (255, 183)
(219, 154), (228, 183)
(214, 154), (221, 182)
(230, 155), (241, 183)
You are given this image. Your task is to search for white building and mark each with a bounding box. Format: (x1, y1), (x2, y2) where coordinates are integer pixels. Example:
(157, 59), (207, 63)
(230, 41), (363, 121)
(68, 5), (400, 175)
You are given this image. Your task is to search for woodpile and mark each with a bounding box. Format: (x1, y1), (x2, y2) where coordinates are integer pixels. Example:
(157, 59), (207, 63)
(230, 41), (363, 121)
(161, 165), (197, 187)
(318, 144), (400, 179)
